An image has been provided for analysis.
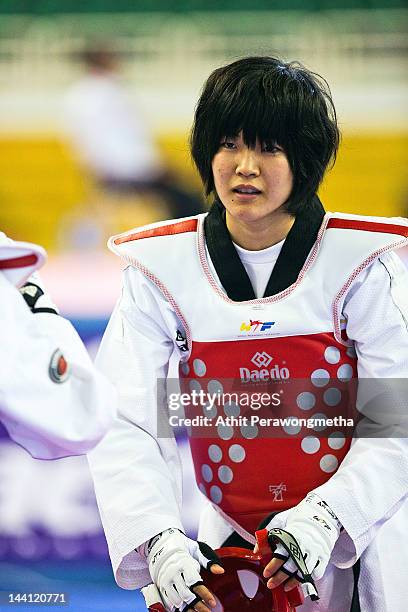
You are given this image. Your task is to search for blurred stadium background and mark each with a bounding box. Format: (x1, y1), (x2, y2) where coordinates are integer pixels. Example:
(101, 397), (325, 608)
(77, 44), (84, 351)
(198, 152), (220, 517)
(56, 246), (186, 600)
(0, 0), (407, 610)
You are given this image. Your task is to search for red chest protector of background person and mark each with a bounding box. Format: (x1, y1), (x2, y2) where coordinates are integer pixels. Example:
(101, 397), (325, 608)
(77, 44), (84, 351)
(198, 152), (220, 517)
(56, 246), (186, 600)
(111, 210), (408, 540)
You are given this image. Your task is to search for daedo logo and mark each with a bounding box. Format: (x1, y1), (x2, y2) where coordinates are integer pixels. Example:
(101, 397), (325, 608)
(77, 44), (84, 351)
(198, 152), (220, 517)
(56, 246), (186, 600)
(251, 351), (273, 368)
(240, 319), (275, 333)
(240, 351), (290, 383)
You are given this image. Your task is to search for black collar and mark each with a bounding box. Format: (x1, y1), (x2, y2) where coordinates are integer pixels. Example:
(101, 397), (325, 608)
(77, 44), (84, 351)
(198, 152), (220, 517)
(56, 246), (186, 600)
(204, 196), (325, 301)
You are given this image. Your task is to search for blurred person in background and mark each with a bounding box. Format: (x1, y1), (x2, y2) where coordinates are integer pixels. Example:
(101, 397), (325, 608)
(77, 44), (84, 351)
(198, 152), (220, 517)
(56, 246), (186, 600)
(88, 57), (408, 611)
(63, 43), (205, 241)
(0, 232), (116, 460)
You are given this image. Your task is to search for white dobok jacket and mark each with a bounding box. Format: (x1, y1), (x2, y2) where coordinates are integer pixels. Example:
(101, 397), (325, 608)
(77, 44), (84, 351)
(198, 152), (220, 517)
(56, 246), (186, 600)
(0, 234), (116, 459)
(88, 205), (408, 611)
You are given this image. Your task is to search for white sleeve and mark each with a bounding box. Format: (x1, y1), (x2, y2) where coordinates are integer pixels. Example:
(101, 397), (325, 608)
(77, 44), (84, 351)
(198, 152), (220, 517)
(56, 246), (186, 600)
(0, 272), (116, 459)
(313, 251), (408, 567)
(87, 265), (186, 590)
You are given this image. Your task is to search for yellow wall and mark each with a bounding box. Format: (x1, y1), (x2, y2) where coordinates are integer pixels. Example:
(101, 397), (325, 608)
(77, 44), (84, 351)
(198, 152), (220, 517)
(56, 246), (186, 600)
(319, 133), (408, 218)
(0, 137), (87, 249)
(0, 132), (407, 250)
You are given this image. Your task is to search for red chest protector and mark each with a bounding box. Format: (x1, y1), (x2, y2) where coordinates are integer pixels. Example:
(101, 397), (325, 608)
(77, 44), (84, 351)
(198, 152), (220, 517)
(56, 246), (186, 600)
(180, 333), (357, 536)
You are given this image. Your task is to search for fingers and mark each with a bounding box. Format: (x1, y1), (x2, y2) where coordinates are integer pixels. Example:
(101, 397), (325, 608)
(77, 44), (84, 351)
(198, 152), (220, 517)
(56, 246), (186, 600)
(187, 600), (213, 612)
(190, 585), (217, 611)
(266, 569), (291, 589)
(209, 563), (224, 574)
(263, 556), (301, 591)
(183, 599), (212, 612)
(263, 556), (285, 578)
(185, 565), (222, 610)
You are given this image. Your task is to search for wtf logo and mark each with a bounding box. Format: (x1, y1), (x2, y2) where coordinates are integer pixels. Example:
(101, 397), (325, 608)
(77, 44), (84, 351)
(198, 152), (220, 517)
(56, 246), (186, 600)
(240, 320), (275, 333)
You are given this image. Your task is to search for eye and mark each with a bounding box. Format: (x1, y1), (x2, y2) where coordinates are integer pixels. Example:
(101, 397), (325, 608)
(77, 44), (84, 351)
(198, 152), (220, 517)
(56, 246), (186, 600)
(262, 142), (283, 154)
(220, 138), (237, 150)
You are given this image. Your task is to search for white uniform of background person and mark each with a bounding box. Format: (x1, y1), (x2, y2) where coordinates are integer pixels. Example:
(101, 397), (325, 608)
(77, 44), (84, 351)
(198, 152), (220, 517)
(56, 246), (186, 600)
(88, 218), (408, 611)
(64, 72), (163, 184)
(63, 65), (204, 225)
(0, 233), (117, 460)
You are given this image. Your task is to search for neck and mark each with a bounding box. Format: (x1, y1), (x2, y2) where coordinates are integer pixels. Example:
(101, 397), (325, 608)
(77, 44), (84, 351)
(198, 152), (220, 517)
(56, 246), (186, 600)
(225, 210), (295, 251)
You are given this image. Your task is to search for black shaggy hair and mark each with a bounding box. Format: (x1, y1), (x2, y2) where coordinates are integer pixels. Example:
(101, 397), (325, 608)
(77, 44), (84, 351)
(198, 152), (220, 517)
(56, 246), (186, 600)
(190, 56), (340, 215)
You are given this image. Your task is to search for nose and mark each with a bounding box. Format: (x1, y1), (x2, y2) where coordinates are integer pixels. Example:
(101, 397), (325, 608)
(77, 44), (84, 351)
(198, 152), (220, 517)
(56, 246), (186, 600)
(235, 148), (260, 178)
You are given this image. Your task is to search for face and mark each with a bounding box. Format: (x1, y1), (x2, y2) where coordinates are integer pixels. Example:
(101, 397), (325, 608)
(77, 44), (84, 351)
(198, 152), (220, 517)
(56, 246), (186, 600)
(211, 132), (294, 229)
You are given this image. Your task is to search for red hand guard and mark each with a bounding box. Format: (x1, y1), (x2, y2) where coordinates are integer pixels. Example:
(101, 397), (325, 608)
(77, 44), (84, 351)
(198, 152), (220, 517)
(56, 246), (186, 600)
(147, 529), (304, 611)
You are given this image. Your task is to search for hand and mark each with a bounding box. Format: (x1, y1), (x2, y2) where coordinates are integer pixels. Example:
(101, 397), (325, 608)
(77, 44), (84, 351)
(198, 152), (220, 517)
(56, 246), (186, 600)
(19, 282), (59, 315)
(262, 493), (342, 600)
(144, 528), (224, 612)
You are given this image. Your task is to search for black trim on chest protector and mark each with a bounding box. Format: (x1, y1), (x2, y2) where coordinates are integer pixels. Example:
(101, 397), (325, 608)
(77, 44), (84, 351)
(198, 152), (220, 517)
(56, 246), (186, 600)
(204, 196), (326, 301)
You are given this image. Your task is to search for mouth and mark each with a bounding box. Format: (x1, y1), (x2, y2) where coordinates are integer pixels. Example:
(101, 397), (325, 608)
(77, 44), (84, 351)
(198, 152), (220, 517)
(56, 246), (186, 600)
(233, 185), (262, 195)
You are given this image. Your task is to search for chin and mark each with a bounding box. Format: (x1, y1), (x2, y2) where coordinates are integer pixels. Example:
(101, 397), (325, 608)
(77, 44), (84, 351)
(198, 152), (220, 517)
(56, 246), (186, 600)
(230, 208), (266, 224)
